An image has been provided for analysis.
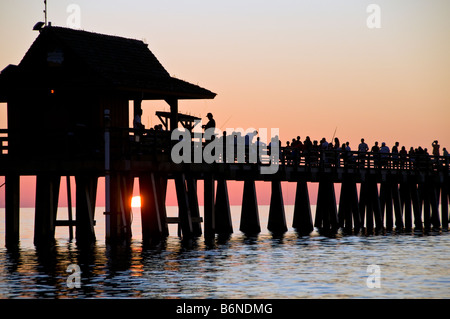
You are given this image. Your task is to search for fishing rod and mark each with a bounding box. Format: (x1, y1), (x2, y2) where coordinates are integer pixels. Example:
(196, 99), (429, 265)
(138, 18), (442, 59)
(331, 126), (338, 142)
(219, 115), (233, 131)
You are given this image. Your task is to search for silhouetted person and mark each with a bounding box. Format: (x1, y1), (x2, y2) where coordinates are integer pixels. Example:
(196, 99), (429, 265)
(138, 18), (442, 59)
(203, 112), (215, 130)
(443, 147), (449, 169)
(380, 142), (390, 168)
(372, 141), (380, 168)
(202, 112), (216, 143)
(409, 147), (416, 169)
(334, 137), (340, 150)
(399, 146), (407, 169)
(358, 138), (369, 167)
(304, 136), (312, 151)
(392, 141), (399, 168)
(133, 108), (145, 130)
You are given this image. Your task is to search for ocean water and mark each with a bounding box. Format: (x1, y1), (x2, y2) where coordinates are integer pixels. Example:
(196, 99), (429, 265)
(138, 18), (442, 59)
(0, 206), (449, 299)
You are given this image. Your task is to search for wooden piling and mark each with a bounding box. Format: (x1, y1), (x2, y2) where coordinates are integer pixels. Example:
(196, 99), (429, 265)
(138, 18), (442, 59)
(158, 177), (169, 237)
(400, 182), (412, 231)
(268, 180), (287, 235)
(442, 183), (449, 231)
(421, 183), (431, 231)
(410, 183), (423, 231)
(371, 181), (383, 232)
(215, 178), (233, 236)
(66, 176), (74, 240)
(381, 182), (393, 231)
(338, 180), (353, 233)
(315, 179), (338, 234)
(392, 183), (404, 232)
(350, 180), (362, 233)
(240, 179), (260, 235)
(203, 174), (215, 241)
(75, 175), (98, 244)
(5, 174), (20, 247)
(34, 174), (60, 246)
(186, 176), (202, 237)
(428, 182), (441, 230)
(139, 172), (163, 245)
(292, 180), (313, 235)
(106, 173), (133, 243)
(174, 174), (193, 239)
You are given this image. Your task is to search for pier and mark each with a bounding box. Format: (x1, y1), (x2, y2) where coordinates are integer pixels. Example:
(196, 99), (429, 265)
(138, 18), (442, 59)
(0, 26), (449, 248)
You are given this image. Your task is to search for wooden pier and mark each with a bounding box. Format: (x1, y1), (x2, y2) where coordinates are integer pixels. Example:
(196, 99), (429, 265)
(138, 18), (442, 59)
(0, 26), (449, 248)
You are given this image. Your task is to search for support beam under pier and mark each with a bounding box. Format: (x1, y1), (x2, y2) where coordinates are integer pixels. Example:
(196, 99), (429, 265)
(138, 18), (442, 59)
(268, 180), (287, 235)
(292, 181), (313, 236)
(5, 174), (20, 248)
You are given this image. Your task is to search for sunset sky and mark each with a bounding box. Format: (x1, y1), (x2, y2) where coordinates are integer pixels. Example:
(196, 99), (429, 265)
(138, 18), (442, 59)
(0, 0), (449, 207)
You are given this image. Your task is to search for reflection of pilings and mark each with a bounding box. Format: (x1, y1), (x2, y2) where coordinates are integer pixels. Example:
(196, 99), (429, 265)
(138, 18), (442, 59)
(174, 173), (193, 239)
(292, 181), (313, 235)
(5, 174), (20, 247)
(315, 179), (338, 233)
(338, 179), (361, 234)
(34, 174), (60, 246)
(75, 175), (98, 244)
(215, 178), (233, 236)
(240, 179), (260, 235)
(268, 180), (287, 234)
(442, 182), (449, 231)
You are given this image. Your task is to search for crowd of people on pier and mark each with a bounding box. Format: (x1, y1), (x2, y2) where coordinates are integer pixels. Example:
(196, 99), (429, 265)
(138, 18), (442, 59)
(280, 135), (449, 170)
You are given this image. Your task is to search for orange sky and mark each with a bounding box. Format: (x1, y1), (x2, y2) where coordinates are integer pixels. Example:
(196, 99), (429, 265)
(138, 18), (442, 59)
(0, 0), (449, 207)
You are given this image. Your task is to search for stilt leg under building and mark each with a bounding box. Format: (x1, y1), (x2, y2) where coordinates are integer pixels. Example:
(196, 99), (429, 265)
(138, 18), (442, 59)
(75, 175), (98, 244)
(174, 174), (193, 239)
(203, 174), (215, 241)
(186, 176), (202, 237)
(106, 173), (133, 244)
(5, 174), (20, 247)
(139, 172), (164, 245)
(34, 174), (60, 246)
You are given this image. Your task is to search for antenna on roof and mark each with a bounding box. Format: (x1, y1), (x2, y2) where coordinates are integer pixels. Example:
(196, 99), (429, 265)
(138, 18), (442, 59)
(44, 0), (48, 26)
(33, 1), (48, 31)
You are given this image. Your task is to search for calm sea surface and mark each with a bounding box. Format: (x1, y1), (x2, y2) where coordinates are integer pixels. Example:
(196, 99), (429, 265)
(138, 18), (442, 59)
(0, 206), (449, 299)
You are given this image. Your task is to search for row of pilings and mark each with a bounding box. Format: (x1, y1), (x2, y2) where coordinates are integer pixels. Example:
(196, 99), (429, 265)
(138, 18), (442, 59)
(141, 173), (449, 245)
(3, 172), (449, 248)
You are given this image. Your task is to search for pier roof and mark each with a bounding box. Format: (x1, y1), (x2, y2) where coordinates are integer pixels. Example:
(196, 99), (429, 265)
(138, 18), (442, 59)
(0, 26), (216, 101)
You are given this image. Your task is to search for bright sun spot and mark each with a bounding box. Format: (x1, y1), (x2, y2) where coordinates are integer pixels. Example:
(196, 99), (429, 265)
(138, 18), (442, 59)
(131, 196), (141, 208)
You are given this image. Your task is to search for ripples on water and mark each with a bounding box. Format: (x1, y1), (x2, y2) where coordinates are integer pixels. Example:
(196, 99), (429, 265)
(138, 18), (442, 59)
(0, 207), (449, 299)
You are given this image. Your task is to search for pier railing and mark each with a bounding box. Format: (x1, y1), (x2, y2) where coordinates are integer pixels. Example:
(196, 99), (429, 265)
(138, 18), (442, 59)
(0, 128), (448, 175)
(0, 129), (7, 155)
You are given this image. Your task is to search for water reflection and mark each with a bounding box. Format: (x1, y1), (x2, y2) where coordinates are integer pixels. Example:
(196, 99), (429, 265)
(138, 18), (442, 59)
(1, 206), (450, 298)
